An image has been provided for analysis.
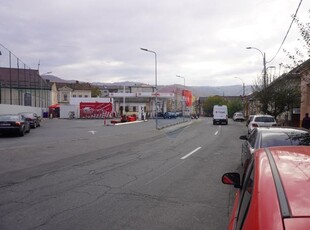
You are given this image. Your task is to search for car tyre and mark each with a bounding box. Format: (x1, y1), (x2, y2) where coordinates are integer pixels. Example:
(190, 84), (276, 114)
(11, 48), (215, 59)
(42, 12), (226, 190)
(19, 126), (25, 136)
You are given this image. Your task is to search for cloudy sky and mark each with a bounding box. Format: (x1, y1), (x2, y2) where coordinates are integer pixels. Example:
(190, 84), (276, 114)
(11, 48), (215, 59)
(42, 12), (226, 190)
(0, 0), (309, 86)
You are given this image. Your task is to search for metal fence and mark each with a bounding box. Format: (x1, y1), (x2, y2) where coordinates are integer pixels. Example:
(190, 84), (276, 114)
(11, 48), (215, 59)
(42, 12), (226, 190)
(0, 43), (50, 108)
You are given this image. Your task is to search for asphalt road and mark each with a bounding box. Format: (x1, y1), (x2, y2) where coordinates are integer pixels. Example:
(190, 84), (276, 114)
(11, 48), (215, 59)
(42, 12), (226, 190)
(0, 117), (246, 230)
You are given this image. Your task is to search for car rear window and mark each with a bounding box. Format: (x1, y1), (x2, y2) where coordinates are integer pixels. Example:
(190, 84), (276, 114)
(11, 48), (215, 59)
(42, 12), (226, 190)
(0, 115), (19, 121)
(261, 133), (310, 147)
(254, 117), (275, 122)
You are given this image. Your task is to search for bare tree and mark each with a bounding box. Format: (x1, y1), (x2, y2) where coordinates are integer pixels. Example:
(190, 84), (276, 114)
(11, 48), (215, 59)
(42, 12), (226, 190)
(283, 9), (310, 68)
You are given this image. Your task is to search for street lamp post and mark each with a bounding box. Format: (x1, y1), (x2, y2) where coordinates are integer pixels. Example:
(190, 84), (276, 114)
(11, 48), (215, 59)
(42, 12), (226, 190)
(176, 75), (185, 121)
(246, 47), (267, 88)
(140, 48), (158, 129)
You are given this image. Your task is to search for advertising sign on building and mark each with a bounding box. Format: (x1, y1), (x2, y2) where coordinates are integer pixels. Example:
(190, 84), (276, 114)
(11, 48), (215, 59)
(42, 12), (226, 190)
(183, 90), (192, 106)
(80, 102), (113, 118)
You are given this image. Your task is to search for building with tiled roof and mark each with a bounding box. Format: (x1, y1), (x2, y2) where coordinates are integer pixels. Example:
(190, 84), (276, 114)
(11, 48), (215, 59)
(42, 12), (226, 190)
(0, 67), (50, 107)
(50, 81), (93, 105)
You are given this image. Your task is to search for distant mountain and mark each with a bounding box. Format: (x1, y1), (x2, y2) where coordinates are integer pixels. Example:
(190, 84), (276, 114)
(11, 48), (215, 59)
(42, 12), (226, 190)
(189, 85), (253, 97)
(41, 75), (77, 83)
(92, 81), (149, 87)
(41, 75), (253, 96)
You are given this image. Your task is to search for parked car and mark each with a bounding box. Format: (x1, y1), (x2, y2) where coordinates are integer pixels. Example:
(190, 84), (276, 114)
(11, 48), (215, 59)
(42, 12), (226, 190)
(222, 146), (310, 230)
(233, 112), (245, 121)
(163, 112), (177, 119)
(0, 114), (31, 136)
(240, 127), (310, 169)
(19, 112), (41, 128)
(247, 114), (276, 134)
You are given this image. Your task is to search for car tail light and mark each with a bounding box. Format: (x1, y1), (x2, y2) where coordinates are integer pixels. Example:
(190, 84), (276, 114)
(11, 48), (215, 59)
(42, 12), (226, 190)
(15, 122), (21, 126)
(252, 123), (258, 128)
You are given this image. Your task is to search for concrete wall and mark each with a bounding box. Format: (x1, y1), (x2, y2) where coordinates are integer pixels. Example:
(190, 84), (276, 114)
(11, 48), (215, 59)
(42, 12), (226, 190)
(0, 104), (46, 116)
(60, 105), (79, 119)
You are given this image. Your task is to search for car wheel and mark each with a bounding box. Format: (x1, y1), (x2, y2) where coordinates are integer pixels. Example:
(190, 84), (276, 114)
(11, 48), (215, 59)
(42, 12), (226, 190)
(19, 126), (25, 136)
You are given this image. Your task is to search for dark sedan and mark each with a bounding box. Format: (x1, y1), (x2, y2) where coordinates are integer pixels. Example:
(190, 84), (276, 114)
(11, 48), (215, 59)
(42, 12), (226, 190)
(240, 127), (310, 169)
(163, 112), (177, 119)
(0, 114), (31, 136)
(19, 112), (41, 128)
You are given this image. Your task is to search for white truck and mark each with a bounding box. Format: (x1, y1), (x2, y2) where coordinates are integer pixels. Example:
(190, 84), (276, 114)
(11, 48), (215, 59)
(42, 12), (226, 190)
(213, 105), (228, 125)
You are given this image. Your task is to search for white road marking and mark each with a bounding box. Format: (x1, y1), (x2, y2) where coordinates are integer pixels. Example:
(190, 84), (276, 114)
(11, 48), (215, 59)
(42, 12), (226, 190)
(215, 125), (221, 135)
(114, 121), (144, 126)
(181, 147), (202, 160)
(88, 131), (97, 134)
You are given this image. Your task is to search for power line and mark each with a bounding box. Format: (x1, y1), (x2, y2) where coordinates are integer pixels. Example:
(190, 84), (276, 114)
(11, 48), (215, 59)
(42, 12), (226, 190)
(268, 0), (303, 63)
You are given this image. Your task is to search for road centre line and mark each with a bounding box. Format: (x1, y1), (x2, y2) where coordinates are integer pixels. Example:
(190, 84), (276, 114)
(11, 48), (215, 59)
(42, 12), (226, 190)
(214, 125), (221, 135)
(181, 147), (202, 160)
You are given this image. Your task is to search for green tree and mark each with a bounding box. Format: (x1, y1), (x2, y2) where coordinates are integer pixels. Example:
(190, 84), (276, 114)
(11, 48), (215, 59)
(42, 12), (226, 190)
(203, 96), (228, 116)
(91, 86), (102, 97)
(268, 77), (300, 119)
(227, 99), (243, 117)
(252, 75), (300, 119)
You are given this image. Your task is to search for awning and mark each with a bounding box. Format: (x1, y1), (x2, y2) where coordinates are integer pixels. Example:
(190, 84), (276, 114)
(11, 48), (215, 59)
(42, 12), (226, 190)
(48, 104), (60, 109)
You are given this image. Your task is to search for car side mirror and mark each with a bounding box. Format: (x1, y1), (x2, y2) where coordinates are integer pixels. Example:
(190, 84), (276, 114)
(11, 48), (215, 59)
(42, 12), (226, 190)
(239, 135), (248, 140)
(222, 172), (241, 188)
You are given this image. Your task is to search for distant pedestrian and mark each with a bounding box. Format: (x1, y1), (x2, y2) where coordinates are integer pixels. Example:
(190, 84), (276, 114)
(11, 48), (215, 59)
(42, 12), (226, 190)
(302, 113), (310, 129)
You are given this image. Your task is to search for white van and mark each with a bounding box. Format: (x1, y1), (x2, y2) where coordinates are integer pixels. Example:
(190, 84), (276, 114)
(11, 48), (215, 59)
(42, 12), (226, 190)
(213, 105), (228, 125)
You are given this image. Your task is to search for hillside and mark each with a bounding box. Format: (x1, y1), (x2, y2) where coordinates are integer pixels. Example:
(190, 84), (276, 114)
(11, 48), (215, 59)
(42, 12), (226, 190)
(42, 75), (253, 97)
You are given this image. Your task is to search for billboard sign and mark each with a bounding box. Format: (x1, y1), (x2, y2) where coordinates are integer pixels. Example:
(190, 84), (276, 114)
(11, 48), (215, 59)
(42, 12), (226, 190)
(80, 102), (113, 118)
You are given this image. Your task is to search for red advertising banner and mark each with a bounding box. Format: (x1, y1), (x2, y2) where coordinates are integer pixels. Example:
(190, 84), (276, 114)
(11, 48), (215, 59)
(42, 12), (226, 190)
(80, 102), (113, 119)
(183, 90), (192, 106)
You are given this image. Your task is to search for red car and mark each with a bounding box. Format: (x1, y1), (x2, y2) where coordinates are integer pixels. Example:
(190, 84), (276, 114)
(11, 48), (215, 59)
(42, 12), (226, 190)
(222, 146), (310, 230)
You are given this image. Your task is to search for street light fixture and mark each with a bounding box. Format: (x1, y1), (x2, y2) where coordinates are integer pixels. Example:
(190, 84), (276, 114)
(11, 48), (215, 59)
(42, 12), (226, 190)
(246, 46), (267, 88)
(176, 75), (185, 121)
(140, 48), (158, 129)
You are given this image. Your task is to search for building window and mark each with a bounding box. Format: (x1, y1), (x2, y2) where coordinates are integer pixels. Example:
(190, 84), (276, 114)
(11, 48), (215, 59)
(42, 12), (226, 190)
(63, 94), (68, 101)
(85, 95), (88, 98)
(133, 106), (136, 112)
(79, 95), (82, 98)
(72, 95), (76, 98)
(125, 106), (129, 112)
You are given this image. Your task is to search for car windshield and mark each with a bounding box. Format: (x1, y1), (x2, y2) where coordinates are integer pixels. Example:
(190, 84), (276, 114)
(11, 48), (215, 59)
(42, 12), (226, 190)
(261, 132), (310, 147)
(254, 117), (275, 122)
